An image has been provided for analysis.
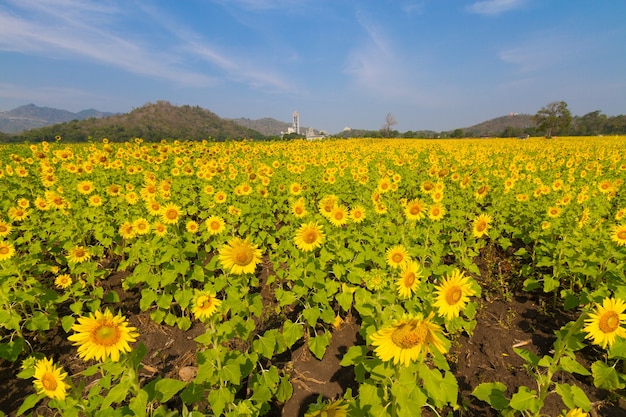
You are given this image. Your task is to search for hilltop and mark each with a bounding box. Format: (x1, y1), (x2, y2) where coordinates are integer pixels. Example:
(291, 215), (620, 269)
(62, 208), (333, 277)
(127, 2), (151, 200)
(7, 101), (265, 142)
(0, 104), (115, 134)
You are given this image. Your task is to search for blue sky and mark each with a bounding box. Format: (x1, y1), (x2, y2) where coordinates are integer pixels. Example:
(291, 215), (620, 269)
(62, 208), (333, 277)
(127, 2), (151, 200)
(1, 0), (625, 133)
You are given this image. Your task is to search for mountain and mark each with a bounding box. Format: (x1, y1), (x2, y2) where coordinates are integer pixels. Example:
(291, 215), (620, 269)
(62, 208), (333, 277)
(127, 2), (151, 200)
(0, 104), (116, 134)
(9, 101), (265, 142)
(461, 114), (536, 137)
(229, 117), (290, 136)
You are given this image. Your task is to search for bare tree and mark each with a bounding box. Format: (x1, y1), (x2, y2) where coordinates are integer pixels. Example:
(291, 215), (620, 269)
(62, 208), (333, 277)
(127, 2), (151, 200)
(380, 112), (397, 137)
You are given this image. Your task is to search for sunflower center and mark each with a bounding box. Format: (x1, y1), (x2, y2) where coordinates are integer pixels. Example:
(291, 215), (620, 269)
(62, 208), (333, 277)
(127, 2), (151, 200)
(166, 209), (178, 219)
(403, 272), (416, 287)
(432, 208), (440, 216)
(391, 253), (404, 263)
(92, 322), (121, 346)
(599, 311), (620, 334)
(476, 221), (487, 232)
(445, 286), (463, 305)
(617, 230), (626, 240)
(210, 221), (220, 230)
(391, 321), (426, 349)
(234, 250), (253, 266)
(74, 248), (85, 258)
(295, 206), (304, 214)
(41, 372), (58, 391)
(334, 212), (344, 220)
(410, 206), (420, 215)
(303, 230), (318, 244)
(0, 246), (8, 255)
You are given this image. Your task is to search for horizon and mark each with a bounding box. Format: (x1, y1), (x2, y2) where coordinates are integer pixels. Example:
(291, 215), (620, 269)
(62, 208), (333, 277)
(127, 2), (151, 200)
(1, 1), (625, 133)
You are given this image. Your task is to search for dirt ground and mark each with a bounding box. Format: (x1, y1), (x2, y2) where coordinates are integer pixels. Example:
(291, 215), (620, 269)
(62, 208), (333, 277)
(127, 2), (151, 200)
(1, 271), (626, 416)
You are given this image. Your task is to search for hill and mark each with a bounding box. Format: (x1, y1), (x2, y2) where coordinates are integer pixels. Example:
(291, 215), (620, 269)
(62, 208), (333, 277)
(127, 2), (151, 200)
(9, 101), (265, 142)
(229, 117), (290, 136)
(0, 104), (115, 134)
(461, 114), (536, 137)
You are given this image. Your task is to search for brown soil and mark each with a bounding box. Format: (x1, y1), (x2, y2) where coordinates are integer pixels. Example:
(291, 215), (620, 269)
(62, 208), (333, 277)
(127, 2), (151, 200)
(1, 269), (625, 416)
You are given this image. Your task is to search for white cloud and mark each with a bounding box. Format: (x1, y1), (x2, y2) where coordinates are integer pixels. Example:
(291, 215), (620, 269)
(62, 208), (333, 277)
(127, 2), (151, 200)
(467, 0), (527, 16)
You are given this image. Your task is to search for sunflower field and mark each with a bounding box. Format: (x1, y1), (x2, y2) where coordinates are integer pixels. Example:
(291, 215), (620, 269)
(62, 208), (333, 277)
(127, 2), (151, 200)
(1, 136), (625, 417)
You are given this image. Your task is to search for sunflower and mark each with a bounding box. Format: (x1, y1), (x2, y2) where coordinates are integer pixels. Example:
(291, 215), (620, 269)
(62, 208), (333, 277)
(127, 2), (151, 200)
(547, 206), (562, 218)
(577, 208), (590, 229)
(472, 214), (492, 238)
(610, 224), (626, 246)
(88, 194), (104, 207)
(76, 180), (95, 195)
(370, 313), (448, 366)
(583, 297), (626, 349)
(133, 218), (150, 235)
(214, 191), (227, 204)
(0, 241), (16, 261)
(119, 222), (136, 239)
(218, 237), (263, 275)
(328, 205), (349, 227)
(66, 246), (91, 263)
(428, 203), (446, 221)
(349, 205), (366, 223)
(294, 222), (325, 252)
(318, 194), (338, 218)
(396, 260), (422, 298)
(34, 197), (50, 211)
(186, 220), (200, 234)
(0, 221), (12, 238)
(68, 309), (138, 362)
(7, 207), (29, 221)
(404, 199), (427, 221)
(145, 200), (162, 216)
(54, 274), (72, 289)
(289, 182), (302, 195)
(433, 269), (477, 320)
(153, 222), (167, 237)
(386, 244), (410, 269)
(304, 398), (349, 417)
(33, 358), (69, 400)
(365, 270), (388, 291)
(205, 216), (226, 235)
(563, 409), (588, 417)
(161, 203), (182, 224)
(420, 180), (435, 194)
(191, 290), (222, 321)
(291, 198), (307, 218)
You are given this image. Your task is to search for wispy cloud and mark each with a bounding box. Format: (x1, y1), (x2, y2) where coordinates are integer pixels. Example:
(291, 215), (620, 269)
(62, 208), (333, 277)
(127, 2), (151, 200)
(344, 12), (428, 103)
(0, 82), (116, 111)
(498, 32), (578, 72)
(0, 1), (216, 86)
(467, 0), (527, 16)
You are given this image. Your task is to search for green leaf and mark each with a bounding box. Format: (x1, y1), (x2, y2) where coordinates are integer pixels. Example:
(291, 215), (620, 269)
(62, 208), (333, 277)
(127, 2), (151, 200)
(591, 360), (625, 390)
(252, 333), (276, 359)
(155, 378), (187, 402)
(543, 275), (560, 293)
(523, 278), (541, 292)
(509, 386), (539, 413)
(281, 320), (303, 349)
(140, 289), (158, 311)
(16, 393), (42, 416)
(559, 356), (591, 376)
(219, 362), (242, 385)
(101, 382), (129, 408)
(472, 382), (509, 410)
(555, 383), (591, 411)
(608, 337), (626, 359)
(308, 331), (331, 360)
(208, 386), (233, 416)
(335, 291), (353, 311)
(340, 345), (368, 367)
(128, 389), (149, 417)
(514, 348), (540, 367)
(0, 338), (24, 362)
(276, 375), (293, 403)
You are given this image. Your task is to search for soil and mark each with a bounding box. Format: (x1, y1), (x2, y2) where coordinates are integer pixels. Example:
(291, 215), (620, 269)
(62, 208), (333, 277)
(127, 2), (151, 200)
(1, 266), (625, 416)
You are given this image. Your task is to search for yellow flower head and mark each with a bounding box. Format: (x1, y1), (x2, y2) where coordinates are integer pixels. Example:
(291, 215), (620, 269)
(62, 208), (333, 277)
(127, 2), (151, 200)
(428, 203), (446, 221)
(370, 313), (448, 366)
(66, 246), (91, 263)
(133, 218), (150, 235)
(191, 291), (222, 321)
(218, 237), (263, 275)
(76, 180), (95, 195)
(291, 198), (307, 218)
(329, 205), (349, 227)
(433, 269), (477, 320)
(0, 241), (16, 262)
(583, 297), (626, 349)
(404, 199), (427, 221)
(349, 205), (366, 223)
(205, 216), (226, 235)
(68, 309), (139, 362)
(294, 222), (325, 252)
(610, 224), (626, 246)
(33, 358), (70, 400)
(386, 244), (410, 269)
(0, 220), (12, 237)
(55, 274), (72, 289)
(186, 220), (200, 234)
(396, 260), (422, 299)
(161, 203), (182, 224)
(472, 214), (492, 238)
(304, 398), (349, 417)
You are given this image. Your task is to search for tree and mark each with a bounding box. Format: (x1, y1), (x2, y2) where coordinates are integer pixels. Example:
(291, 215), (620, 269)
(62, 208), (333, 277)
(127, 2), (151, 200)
(380, 113), (397, 137)
(533, 101), (572, 138)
